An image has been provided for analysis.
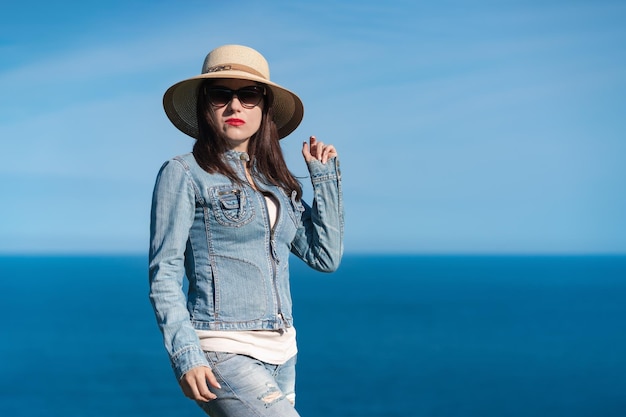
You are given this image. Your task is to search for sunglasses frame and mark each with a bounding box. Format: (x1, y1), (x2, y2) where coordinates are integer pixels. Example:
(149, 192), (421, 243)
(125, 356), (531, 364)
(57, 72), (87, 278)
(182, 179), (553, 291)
(204, 85), (266, 109)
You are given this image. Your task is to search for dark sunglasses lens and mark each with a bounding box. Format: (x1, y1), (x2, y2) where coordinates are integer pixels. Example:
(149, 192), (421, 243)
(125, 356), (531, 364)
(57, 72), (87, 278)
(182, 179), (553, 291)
(207, 89), (232, 107)
(206, 87), (264, 108)
(237, 88), (263, 106)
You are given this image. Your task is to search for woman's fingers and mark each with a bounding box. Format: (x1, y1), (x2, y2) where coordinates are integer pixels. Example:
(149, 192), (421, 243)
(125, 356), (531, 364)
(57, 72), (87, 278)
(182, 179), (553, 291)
(206, 368), (222, 390)
(301, 136), (316, 162)
(180, 366), (219, 402)
(302, 136), (338, 164)
(321, 144), (337, 164)
(301, 140), (311, 162)
(311, 136), (323, 161)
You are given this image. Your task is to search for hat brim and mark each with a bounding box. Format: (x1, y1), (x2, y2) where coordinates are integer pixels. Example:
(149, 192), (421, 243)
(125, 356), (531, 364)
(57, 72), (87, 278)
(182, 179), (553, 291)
(163, 71), (304, 140)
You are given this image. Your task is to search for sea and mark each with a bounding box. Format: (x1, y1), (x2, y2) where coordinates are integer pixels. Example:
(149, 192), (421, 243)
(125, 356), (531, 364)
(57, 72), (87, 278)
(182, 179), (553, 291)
(1, 254), (625, 417)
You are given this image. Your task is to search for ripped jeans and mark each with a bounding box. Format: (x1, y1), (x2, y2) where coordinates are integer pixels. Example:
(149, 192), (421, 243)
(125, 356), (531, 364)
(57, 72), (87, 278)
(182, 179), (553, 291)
(198, 352), (300, 417)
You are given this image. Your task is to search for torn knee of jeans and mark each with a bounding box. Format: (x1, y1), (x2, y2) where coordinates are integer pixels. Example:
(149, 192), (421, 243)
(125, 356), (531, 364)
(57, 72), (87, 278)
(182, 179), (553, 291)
(258, 383), (284, 407)
(285, 392), (296, 406)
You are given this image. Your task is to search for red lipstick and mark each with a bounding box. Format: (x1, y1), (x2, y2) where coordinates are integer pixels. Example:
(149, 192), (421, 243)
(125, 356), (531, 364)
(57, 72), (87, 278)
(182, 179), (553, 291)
(225, 118), (245, 126)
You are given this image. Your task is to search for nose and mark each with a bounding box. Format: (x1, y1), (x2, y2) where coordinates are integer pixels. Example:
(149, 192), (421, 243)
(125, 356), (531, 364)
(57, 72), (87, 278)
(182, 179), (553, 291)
(226, 94), (244, 111)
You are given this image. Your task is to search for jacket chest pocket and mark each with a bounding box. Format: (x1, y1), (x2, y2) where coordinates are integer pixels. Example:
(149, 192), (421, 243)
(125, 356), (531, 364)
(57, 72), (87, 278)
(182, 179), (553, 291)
(209, 185), (255, 227)
(281, 189), (305, 228)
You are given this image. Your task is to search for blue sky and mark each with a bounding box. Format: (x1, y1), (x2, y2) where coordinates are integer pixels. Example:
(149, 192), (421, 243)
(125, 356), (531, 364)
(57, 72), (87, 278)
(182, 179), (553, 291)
(1, 0), (625, 254)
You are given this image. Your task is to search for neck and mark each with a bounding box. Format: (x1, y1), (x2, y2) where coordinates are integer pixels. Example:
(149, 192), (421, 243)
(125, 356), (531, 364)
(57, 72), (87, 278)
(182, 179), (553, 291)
(227, 138), (250, 153)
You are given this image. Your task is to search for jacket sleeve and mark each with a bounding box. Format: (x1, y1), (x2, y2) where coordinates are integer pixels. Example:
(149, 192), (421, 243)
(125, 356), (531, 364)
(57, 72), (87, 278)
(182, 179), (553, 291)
(290, 157), (344, 272)
(148, 159), (209, 380)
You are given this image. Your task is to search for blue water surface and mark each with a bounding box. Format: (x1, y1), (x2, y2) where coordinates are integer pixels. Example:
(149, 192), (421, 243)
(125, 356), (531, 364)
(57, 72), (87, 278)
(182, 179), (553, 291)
(1, 254), (625, 417)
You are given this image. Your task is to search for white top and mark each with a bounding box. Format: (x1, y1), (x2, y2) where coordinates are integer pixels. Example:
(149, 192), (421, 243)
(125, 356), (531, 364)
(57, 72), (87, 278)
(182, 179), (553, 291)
(197, 328), (297, 365)
(264, 193), (278, 227)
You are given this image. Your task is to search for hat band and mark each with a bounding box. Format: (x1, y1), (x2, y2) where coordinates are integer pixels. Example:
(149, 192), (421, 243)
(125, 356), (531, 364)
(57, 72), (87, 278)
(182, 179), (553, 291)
(204, 63), (267, 80)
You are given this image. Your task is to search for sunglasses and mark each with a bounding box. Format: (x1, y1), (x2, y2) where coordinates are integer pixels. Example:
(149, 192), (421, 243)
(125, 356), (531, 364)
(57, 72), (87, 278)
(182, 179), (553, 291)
(205, 85), (266, 109)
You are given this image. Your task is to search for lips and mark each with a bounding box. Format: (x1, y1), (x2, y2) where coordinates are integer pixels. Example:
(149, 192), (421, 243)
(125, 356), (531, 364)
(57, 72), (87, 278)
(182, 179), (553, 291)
(225, 118), (245, 126)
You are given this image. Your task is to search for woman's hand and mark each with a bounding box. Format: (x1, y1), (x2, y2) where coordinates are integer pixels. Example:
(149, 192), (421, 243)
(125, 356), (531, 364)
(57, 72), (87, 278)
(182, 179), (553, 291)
(302, 136), (338, 164)
(179, 366), (221, 402)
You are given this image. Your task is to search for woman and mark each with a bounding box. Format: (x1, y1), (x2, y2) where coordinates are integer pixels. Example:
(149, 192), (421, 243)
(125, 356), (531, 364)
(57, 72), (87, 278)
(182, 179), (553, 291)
(149, 44), (344, 417)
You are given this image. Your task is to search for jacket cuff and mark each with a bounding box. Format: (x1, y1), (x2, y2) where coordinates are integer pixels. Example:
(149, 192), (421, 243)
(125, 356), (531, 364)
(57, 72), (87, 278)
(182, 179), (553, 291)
(171, 344), (210, 380)
(306, 157), (340, 183)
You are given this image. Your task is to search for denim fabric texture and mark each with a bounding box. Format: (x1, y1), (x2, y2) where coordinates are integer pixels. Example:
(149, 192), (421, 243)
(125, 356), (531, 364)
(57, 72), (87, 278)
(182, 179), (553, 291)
(198, 352), (300, 417)
(149, 150), (343, 379)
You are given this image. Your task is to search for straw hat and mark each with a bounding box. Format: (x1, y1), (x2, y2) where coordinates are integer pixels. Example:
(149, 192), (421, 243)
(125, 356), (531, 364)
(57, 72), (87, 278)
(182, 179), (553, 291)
(163, 44), (304, 139)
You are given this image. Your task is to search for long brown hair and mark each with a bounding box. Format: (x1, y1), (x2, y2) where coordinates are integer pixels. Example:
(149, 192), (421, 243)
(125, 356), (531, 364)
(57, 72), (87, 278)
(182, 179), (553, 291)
(193, 81), (303, 200)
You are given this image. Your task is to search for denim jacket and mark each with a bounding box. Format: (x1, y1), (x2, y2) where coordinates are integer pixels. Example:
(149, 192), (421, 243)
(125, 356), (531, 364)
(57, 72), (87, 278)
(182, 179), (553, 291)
(149, 150), (343, 379)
